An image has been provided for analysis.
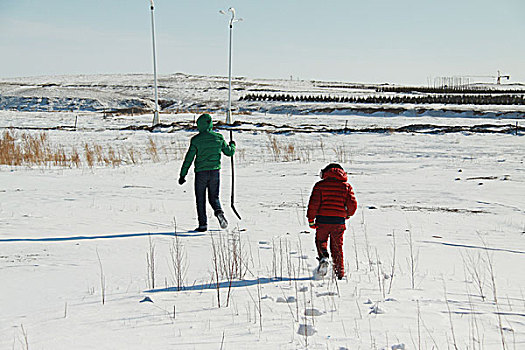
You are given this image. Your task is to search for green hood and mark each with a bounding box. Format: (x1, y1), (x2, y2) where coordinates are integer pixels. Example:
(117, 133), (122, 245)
(197, 114), (213, 133)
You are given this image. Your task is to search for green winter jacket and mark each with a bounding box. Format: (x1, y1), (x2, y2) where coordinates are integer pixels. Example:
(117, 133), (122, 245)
(179, 114), (236, 177)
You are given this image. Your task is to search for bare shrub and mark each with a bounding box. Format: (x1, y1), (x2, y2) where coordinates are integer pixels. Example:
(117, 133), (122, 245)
(23, 132), (49, 165)
(169, 225), (187, 291)
(94, 144), (104, 164)
(19, 324), (29, 350)
(284, 143), (297, 162)
(235, 148), (246, 163)
(126, 145), (139, 164)
(0, 130), (20, 165)
(479, 235), (507, 349)
(71, 147), (81, 168)
(406, 229), (419, 289)
(146, 235), (156, 289)
(462, 250), (486, 301)
(169, 140), (188, 161)
(107, 146), (122, 167)
(211, 230), (247, 281)
(443, 281), (459, 350)
(1, 130), (75, 167)
(319, 137), (326, 161)
(375, 249), (386, 299)
(267, 135), (282, 162)
(210, 229), (248, 308)
(84, 143), (94, 168)
(387, 230), (396, 294)
(333, 144), (350, 163)
(53, 147), (67, 167)
(211, 234), (222, 308)
(351, 227), (359, 271)
(1, 130), (176, 168)
(96, 249), (106, 305)
(362, 213), (374, 271)
(146, 137), (160, 162)
(266, 135), (312, 163)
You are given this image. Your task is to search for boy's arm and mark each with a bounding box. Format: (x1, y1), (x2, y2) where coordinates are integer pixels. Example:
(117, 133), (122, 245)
(221, 136), (236, 157)
(180, 142), (197, 178)
(306, 184), (321, 222)
(345, 185), (358, 218)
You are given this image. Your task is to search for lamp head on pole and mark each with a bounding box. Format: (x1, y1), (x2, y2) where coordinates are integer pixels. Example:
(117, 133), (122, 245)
(220, 7), (243, 27)
(219, 7), (244, 125)
(149, 0), (155, 10)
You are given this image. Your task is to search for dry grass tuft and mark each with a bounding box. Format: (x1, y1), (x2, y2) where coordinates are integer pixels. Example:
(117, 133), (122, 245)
(0, 130), (183, 169)
(146, 137), (160, 162)
(266, 135), (311, 163)
(265, 135), (320, 163)
(0, 130), (75, 167)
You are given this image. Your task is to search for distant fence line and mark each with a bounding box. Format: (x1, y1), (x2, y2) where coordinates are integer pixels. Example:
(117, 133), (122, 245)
(240, 93), (525, 106)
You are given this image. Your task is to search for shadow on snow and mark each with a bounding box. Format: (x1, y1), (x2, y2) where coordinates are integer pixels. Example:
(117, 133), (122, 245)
(146, 276), (314, 294)
(0, 231), (204, 243)
(422, 240), (525, 255)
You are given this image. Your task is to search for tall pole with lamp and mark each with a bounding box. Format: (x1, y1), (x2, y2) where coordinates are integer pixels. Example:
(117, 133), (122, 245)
(220, 8), (243, 220)
(149, 0), (159, 126)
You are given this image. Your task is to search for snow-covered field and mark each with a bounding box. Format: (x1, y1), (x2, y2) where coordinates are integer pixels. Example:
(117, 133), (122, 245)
(2, 73), (525, 118)
(1, 109), (524, 349)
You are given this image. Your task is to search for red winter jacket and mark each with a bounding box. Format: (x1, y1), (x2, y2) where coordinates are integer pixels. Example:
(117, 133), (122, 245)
(307, 168), (357, 224)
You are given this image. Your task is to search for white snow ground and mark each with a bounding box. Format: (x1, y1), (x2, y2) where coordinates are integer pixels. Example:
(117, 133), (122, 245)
(1, 109), (524, 350)
(2, 73), (525, 118)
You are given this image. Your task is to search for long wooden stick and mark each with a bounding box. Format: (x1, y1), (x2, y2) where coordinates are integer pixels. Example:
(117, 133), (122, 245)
(230, 129), (241, 220)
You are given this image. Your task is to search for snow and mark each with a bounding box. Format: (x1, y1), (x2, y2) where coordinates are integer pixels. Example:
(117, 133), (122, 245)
(1, 85), (524, 349)
(2, 73), (525, 118)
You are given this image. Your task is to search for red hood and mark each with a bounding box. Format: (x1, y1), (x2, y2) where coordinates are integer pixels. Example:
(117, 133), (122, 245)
(322, 168), (347, 182)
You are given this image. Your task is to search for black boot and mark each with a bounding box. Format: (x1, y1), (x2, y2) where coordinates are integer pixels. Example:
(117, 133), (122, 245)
(194, 225), (207, 232)
(316, 257), (330, 277)
(216, 212), (228, 229)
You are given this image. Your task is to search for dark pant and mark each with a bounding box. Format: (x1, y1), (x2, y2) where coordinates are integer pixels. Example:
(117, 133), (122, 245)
(195, 170), (223, 227)
(315, 223), (346, 278)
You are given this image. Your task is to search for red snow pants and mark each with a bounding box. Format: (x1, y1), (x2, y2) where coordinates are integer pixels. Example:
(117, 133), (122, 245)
(315, 223), (346, 278)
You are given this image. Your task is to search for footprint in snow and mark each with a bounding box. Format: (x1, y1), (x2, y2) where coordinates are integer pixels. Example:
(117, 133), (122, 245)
(369, 304), (385, 314)
(297, 324), (317, 336)
(304, 308), (324, 316)
(258, 241), (272, 249)
(276, 296), (296, 303)
(316, 291), (337, 297)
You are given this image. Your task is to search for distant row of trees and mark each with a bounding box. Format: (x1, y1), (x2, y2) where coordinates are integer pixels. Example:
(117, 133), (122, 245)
(376, 86), (525, 94)
(240, 93), (525, 106)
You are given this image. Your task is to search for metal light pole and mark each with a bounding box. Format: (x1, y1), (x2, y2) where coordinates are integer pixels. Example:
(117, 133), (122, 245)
(220, 8), (243, 124)
(149, 0), (159, 126)
(220, 8), (243, 220)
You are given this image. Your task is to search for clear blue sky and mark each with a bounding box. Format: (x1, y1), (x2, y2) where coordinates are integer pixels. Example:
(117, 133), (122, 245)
(1, 0), (523, 85)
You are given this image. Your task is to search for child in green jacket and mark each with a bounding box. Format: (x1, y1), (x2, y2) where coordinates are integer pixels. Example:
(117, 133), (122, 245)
(179, 114), (236, 232)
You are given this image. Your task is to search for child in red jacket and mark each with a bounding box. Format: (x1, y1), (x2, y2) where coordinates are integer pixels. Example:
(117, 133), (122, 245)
(307, 163), (357, 279)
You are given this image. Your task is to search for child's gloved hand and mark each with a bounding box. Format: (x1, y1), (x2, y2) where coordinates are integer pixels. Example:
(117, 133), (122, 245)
(309, 220), (317, 229)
